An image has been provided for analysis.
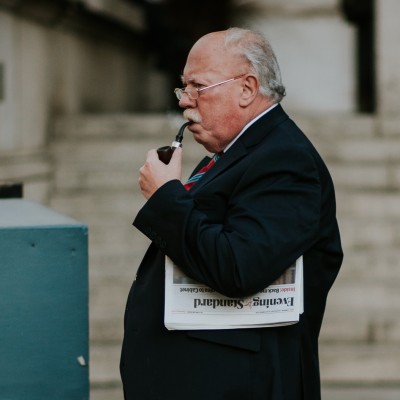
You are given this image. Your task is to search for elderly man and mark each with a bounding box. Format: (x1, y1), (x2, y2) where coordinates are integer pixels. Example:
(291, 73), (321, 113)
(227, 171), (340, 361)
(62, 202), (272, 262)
(120, 27), (343, 400)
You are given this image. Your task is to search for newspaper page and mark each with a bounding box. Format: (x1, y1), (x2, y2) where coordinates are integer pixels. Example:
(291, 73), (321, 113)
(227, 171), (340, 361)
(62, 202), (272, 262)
(164, 256), (303, 330)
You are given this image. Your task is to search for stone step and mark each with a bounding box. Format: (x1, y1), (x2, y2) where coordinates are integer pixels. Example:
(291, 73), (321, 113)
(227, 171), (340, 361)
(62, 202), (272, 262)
(51, 113), (400, 196)
(86, 246), (400, 343)
(320, 343), (400, 384)
(50, 190), (145, 222)
(322, 285), (400, 343)
(0, 149), (53, 202)
(53, 113), (400, 166)
(53, 112), (400, 142)
(52, 163), (400, 196)
(90, 381), (400, 400)
(53, 111), (400, 142)
(337, 192), (400, 219)
(51, 137), (207, 192)
(54, 112), (382, 140)
(329, 163), (400, 191)
(87, 246), (400, 342)
(88, 270), (400, 344)
(339, 217), (400, 249)
(84, 242), (400, 343)
(0, 149), (51, 181)
(338, 248), (400, 281)
(51, 143), (400, 192)
(53, 113), (186, 139)
(49, 112), (400, 391)
(88, 341), (400, 396)
(86, 258), (400, 344)
(310, 136), (400, 164)
(50, 189), (400, 249)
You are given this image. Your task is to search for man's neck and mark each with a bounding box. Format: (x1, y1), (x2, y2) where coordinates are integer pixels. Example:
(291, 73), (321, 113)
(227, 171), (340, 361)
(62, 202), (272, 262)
(222, 102), (279, 153)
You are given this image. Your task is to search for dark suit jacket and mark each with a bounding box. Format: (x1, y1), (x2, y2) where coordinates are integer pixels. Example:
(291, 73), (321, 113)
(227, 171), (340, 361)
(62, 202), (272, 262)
(120, 105), (343, 400)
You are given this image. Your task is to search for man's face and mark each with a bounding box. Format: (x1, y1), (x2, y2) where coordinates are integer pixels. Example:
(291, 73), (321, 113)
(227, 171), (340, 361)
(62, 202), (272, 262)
(179, 33), (246, 153)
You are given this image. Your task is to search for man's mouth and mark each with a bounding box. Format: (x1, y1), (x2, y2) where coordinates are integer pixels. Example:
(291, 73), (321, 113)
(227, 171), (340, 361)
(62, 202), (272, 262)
(183, 109), (201, 124)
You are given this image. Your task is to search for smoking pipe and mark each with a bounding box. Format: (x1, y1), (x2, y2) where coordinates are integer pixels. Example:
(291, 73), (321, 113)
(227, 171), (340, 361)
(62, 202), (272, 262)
(157, 121), (190, 164)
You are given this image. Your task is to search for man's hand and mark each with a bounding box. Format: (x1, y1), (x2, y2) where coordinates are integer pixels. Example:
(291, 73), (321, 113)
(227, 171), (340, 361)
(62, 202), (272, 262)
(138, 147), (182, 199)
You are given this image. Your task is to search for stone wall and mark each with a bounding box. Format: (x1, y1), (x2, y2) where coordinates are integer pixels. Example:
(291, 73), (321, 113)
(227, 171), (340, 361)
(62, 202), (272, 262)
(0, 3), (162, 202)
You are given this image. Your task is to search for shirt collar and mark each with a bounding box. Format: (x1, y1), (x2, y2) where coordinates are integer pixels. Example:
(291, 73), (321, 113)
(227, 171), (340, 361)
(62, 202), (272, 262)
(222, 103), (279, 153)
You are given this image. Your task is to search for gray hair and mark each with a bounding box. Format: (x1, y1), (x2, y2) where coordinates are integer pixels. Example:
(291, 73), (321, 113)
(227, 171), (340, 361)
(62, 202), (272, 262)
(224, 27), (286, 102)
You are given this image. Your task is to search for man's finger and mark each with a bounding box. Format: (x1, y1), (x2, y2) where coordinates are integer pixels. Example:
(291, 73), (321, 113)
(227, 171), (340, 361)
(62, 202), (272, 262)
(169, 147), (182, 166)
(146, 149), (159, 162)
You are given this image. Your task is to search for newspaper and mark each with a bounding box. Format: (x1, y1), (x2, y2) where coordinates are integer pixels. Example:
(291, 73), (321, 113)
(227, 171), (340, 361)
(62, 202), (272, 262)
(164, 256), (303, 330)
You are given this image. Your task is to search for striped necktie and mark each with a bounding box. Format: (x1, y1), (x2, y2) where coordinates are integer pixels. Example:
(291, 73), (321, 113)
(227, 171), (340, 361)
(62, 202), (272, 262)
(184, 153), (220, 191)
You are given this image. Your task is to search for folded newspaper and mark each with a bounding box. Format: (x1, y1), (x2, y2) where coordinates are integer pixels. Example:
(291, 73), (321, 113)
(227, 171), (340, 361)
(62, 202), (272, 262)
(164, 256), (303, 330)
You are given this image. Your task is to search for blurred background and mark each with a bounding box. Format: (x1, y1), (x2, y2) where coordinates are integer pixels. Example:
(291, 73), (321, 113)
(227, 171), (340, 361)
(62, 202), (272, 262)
(1, 0), (399, 399)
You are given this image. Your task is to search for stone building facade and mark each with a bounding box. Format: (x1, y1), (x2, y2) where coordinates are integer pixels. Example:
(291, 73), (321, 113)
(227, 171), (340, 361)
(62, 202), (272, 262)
(1, 0), (400, 397)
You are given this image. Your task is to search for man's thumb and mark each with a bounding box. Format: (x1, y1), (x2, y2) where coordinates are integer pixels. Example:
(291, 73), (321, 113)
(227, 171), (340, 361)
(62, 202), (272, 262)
(170, 146), (183, 165)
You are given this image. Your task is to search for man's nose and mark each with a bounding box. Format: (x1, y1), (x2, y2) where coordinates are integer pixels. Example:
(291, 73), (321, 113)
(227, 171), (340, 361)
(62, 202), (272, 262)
(178, 92), (196, 108)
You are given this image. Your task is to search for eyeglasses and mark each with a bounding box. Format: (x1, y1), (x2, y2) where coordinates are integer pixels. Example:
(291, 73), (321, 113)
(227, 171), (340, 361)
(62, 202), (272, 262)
(174, 74), (245, 101)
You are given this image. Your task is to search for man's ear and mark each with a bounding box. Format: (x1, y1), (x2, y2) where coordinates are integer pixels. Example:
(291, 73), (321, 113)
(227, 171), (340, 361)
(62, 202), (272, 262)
(239, 75), (259, 106)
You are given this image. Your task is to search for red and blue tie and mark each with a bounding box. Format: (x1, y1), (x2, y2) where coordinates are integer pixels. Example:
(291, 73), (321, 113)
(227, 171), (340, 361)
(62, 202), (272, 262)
(184, 153), (220, 191)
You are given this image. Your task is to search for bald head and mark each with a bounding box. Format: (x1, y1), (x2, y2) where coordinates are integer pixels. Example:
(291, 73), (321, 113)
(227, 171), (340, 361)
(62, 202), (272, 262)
(187, 28), (286, 103)
(185, 31), (242, 79)
(177, 28), (283, 153)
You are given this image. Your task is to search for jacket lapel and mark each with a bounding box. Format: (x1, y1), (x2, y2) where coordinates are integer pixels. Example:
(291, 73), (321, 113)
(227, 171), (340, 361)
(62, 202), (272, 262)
(189, 104), (289, 193)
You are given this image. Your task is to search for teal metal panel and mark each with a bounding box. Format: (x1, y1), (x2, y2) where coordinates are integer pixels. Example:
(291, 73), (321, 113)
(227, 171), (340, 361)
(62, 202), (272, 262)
(0, 200), (89, 400)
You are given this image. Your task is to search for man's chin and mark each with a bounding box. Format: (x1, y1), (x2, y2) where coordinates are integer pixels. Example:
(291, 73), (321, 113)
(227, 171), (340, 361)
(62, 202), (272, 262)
(189, 124), (205, 139)
(192, 131), (202, 143)
(192, 132), (205, 145)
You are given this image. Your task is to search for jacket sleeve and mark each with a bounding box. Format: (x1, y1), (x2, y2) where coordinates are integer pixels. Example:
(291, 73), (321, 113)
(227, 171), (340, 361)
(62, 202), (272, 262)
(133, 144), (321, 298)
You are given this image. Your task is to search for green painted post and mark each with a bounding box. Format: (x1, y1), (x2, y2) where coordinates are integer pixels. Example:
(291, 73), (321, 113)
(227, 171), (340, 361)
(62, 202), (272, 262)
(0, 199), (89, 399)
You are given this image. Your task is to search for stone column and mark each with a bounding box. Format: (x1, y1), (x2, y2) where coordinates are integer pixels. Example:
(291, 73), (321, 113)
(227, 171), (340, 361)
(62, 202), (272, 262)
(376, 0), (400, 117)
(0, 12), (18, 150)
(0, 11), (52, 203)
(233, 0), (356, 113)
